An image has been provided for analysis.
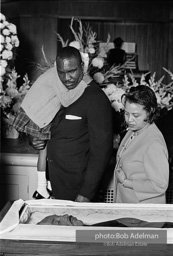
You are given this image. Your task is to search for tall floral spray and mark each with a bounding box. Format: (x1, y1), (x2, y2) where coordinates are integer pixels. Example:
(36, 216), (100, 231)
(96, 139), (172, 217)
(55, 17), (122, 83)
(0, 13), (31, 120)
(0, 13), (19, 82)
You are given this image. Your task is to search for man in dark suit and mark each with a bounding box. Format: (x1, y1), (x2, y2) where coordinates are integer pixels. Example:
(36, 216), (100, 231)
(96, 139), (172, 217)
(30, 46), (113, 202)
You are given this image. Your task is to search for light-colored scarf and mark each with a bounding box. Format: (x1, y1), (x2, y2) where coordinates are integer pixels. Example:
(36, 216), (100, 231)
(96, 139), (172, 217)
(21, 67), (88, 128)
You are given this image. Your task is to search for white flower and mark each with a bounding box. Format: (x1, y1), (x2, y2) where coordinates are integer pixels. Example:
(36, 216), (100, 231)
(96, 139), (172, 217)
(110, 88), (125, 101)
(80, 52), (89, 73)
(69, 40), (81, 50)
(11, 35), (19, 47)
(111, 100), (124, 112)
(5, 36), (11, 44)
(0, 66), (6, 76)
(2, 28), (10, 36)
(0, 79), (3, 89)
(2, 49), (13, 60)
(161, 94), (172, 106)
(0, 22), (5, 29)
(163, 67), (173, 80)
(1, 59), (8, 67)
(99, 48), (107, 58)
(18, 73), (31, 95)
(155, 92), (162, 104)
(0, 34), (5, 43)
(0, 44), (3, 52)
(6, 87), (19, 98)
(5, 43), (13, 51)
(1, 95), (12, 108)
(93, 72), (105, 84)
(102, 84), (125, 111)
(0, 13), (6, 22)
(7, 23), (17, 34)
(91, 57), (104, 69)
(3, 21), (9, 26)
(12, 100), (22, 113)
(102, 83), (116, 95)
(88, 47), (95, 54)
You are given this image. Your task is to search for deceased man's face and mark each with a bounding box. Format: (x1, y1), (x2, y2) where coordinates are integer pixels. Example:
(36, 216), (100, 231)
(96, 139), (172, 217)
(37, 214), (84, 226)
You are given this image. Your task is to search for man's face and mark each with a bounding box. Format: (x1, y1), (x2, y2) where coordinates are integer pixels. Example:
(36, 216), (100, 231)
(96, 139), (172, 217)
(56, 57), (83, 90)
(37, 214), (84, 226)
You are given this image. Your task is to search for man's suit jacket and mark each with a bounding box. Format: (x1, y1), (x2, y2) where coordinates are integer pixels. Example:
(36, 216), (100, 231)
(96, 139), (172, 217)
(47, 82), (113, 201)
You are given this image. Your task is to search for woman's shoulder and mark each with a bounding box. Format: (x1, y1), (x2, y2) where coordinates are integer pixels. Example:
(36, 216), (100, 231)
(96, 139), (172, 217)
(144, 123), (167, 147)
(145, 123), (164, 138)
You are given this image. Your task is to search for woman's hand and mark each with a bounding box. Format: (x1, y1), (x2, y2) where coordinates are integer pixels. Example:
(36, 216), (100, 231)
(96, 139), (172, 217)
(28, 135), (48, 150)
(115, 168), (133, 189)
(115, 168), (126, 184)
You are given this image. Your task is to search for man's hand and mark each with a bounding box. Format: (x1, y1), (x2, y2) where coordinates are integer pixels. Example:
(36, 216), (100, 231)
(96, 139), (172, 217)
(28, 135), (47, 150)
(75, 194), (90, 202)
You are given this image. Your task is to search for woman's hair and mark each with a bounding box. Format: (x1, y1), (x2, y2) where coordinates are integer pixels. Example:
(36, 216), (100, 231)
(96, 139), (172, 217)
(56, 46), (82, 65)
(122, 85), (160, 123)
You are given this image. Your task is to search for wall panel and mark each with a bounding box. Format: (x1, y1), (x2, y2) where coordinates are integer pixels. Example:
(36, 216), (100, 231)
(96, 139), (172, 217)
(2, 1), (170, 21)
(17, 17), (57, 81)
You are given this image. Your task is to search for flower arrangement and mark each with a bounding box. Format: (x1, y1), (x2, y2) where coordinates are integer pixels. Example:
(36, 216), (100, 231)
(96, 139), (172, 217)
(0, 13), (19, 82)
(102, 84), (125, 112)
(1, 68), (31, 138)
(0, 13), (31, 134)
(123, 68), (173, 110)
(0, 68), (31, 117)
(103, 68), (173, 113)
(56, 17), (121, 83)
(93, 63), (125, 86)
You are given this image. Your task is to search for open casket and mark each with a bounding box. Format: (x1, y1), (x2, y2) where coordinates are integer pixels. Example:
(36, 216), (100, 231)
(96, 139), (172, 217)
(0, 199), (173, 244)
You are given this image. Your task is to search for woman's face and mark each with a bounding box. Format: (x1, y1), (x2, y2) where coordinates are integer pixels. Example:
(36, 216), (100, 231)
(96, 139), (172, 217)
(124, 101), (149, 131)
(56, 57), (83, 90)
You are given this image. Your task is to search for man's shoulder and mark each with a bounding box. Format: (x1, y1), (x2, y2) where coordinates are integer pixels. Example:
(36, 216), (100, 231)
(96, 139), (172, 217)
(85, 81), (104, 94)
(84, 82), (111, 105)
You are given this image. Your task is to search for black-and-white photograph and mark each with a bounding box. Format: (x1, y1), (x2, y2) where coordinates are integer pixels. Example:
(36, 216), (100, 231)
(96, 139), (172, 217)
(0, 1), (172, 255)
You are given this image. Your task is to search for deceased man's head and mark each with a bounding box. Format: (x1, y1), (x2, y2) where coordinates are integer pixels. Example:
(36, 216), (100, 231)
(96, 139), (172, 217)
(37, 214), (84, 226)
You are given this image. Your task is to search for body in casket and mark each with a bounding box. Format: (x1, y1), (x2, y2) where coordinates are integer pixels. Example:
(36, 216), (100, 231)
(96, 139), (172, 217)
(0, 199), (173, 243)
